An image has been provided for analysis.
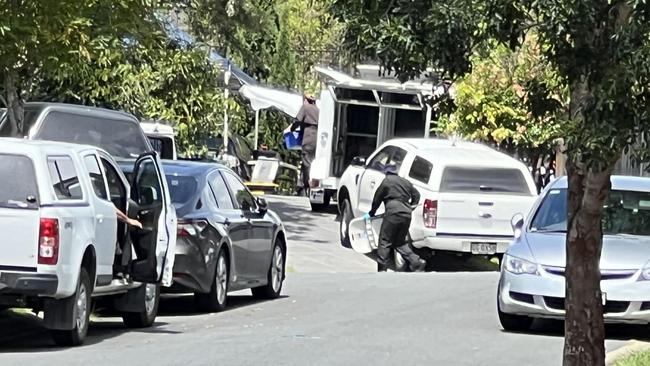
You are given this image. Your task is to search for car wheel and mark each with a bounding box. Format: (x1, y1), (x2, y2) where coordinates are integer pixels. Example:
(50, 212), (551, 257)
(195, 249), (229, 312)
(497, 289), (533, 332)
(122, 283), (160, 328)
(50, 268), (92, 347)
(252, 240), (285, 299)
(339, 199), (353, 248)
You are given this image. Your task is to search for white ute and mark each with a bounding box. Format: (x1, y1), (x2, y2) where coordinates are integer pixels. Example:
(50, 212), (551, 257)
(0, 139), (175, 346)
(338, 138), (538, 260)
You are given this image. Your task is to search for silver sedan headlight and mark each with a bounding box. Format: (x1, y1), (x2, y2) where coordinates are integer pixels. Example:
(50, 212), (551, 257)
(504, 254), (539, 275)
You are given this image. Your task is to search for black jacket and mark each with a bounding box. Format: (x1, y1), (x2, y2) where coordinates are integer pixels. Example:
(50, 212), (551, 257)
(369, 174), (420, 217)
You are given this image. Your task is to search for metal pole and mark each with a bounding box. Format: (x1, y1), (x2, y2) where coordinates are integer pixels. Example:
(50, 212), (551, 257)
(424, 104), (432, 138)
(254, 109), (260, 149)
(223, 64), (232, 150)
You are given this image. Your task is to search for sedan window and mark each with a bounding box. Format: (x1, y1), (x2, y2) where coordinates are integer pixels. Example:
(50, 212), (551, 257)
(530, 188), (650, 236)
(222, 172), (256, 211)
(0, 154), (39, 209)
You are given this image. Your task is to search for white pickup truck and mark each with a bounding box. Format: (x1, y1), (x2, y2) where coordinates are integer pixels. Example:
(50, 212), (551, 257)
(338, 138), (538, 262)
(0, 139), (175, 346)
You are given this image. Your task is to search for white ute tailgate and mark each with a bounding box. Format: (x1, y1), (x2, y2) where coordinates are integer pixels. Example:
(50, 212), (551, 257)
(0, 153), (41, 268)
(436, 166), (536, 237)
(0, 208), (39, 268)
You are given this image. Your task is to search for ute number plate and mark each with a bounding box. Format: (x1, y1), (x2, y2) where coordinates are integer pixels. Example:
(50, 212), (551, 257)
(471, 242), (497, 255)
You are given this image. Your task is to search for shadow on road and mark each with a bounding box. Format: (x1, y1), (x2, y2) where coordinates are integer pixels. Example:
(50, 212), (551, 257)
(157, 293), (289, 316)
(503, 318), (650, 342)
(0, 308), (175, 352)
(267, 198), (339, 245)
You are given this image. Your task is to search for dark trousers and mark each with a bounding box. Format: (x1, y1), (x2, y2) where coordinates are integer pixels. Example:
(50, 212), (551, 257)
(376, 213), (421, 270)
(301, 147), (315, 192)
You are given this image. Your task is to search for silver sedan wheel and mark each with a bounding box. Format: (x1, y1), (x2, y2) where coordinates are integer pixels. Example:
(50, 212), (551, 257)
(271, 245), (284, 293)
(216, 254), (228, 305)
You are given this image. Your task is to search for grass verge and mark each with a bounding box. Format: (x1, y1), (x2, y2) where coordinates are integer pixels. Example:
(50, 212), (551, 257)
(615, 349), (650, 366)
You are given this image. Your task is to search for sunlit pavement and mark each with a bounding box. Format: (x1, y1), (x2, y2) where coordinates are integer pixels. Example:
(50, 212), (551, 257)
(0, 196), (636, 366)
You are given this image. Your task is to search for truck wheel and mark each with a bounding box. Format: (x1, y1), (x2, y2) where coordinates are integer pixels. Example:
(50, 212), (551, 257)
(50, 268), (92, 347)
(195, 249), (229, 312)
(339, 199), (353, 248)
(122, 283), (160, 328)
(252, 240), (285, 299)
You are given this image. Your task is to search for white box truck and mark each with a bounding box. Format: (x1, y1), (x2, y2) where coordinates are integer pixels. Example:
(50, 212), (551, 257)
(307, 66), (446, 211)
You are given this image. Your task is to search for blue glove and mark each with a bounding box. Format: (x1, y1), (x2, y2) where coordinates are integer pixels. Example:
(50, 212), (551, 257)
(363, 213), (371, 221)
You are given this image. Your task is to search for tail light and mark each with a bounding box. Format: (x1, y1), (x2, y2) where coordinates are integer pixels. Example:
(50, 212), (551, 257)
(310, 179), (320, 188)
(177, 219), (208, 237)
(423, 199), (438, 229)
(38, 218), (59, 265)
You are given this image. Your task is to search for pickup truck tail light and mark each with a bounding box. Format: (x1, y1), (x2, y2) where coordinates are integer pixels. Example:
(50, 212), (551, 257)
(177, 219), (208, 237)
(423, 199), (438, 229)
(38, 218), (59, 265)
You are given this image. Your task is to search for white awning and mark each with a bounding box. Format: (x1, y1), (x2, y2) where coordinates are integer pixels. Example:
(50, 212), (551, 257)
(239, 84), (304, 118)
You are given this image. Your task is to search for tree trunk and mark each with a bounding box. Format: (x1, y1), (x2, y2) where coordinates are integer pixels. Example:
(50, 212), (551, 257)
(562, 160), (614, 366)
(3, 69), (23, 136)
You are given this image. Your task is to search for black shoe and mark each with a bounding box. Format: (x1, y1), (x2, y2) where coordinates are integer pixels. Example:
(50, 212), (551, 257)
(377, 263), (388, 272)
(410, 259), (426, 272)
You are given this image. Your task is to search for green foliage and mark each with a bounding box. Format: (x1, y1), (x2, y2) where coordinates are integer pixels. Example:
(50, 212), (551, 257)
(438, 36), (567, 160)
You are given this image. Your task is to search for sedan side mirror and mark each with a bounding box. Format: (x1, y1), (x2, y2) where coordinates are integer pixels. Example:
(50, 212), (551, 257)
(257, 197), (268, 214)
(511, 213), (525, 238)
(351, 156), (366, 166)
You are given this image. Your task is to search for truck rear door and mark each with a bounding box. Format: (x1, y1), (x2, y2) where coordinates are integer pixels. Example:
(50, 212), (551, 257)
(0, 154), (41, 269)
(435, 166), (537, 237)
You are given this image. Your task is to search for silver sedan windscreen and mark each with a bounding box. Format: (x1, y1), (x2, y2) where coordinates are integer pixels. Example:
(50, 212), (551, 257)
(530, 188), (650, 236)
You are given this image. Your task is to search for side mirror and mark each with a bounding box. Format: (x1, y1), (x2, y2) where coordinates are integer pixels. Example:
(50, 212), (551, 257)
(351, 156), (366, 166)
(257, 197), (268, 214)
(511, 213), (525, 238)
(68, 183), (82, 199)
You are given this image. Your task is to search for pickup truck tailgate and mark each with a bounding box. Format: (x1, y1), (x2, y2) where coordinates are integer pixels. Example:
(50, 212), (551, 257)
(0, 207), (39, 268)
(437, 193), (536, 236)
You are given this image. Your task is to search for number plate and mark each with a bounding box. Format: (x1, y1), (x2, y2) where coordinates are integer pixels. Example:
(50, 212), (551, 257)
(470, 242), (497, 255)
(310, 190), (325, 204)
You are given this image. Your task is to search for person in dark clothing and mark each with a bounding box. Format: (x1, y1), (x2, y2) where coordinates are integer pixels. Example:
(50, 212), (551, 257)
(291, 94), (319, 194)
(365, 164), (427, 272)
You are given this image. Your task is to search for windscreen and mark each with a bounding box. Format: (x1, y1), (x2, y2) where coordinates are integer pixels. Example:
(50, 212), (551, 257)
(530, 188), (650, 236)
(35, 111), (150, 159)
(165, 175), (198, 205)
(440, 166), (531, 195)
(148, 136), (175, 160)
(0, 154), (39, 209)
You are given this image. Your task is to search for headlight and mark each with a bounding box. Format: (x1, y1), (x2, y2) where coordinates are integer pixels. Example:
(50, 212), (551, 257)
(504, 254), (538, 275)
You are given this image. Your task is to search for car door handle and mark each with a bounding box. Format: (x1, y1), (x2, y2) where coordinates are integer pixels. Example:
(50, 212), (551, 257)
(96, 214), (104, 223)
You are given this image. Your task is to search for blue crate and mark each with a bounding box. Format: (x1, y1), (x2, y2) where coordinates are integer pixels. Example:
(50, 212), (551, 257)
(284, 131), (302, 150)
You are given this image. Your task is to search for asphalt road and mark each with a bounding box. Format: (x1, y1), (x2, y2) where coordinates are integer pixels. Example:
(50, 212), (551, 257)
(0, 196), (644, 365)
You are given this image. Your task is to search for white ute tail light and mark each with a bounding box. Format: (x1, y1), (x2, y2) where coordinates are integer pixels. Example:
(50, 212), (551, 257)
(38, 218), (59, 265)
(423, 199), (438, 229)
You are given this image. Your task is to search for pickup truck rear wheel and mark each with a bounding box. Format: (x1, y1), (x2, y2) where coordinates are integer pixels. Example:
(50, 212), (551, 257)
(50, 268), (92, 347)
(339, 199), (353, 248)
(121, 283), (160, 328)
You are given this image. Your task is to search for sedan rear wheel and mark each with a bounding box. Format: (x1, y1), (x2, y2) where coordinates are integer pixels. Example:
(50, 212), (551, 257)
(195, 249), (228, 312)
(252, 240), (285, 299)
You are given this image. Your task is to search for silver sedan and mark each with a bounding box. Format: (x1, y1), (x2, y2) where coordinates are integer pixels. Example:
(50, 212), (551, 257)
(497, 175), (650, 331)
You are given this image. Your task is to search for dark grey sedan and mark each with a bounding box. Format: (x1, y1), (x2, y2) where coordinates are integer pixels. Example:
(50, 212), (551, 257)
(162, 161), (287, 312)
